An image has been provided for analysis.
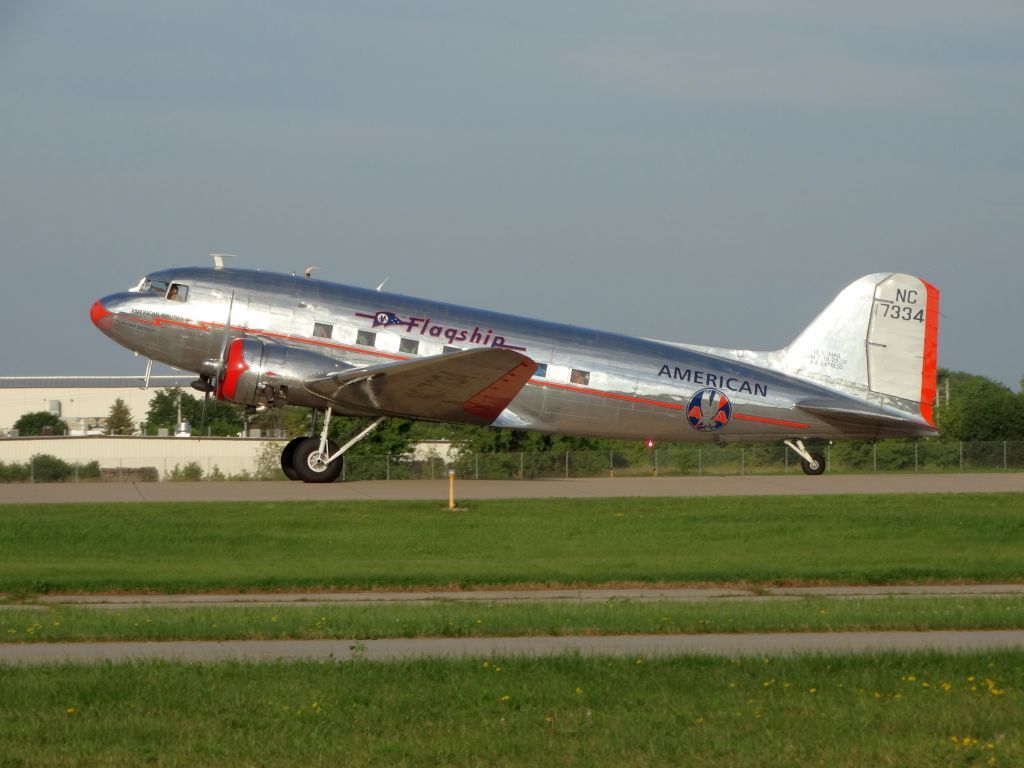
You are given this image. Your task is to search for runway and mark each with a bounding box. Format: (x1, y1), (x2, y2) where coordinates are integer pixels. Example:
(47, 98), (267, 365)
(4, 630), (1024, 665)
(25, 583), (1024, 609)
(1, 472), (1021, 504)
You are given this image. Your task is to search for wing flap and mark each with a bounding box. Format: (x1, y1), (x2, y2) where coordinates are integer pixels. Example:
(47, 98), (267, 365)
(304, 348), (537, 424)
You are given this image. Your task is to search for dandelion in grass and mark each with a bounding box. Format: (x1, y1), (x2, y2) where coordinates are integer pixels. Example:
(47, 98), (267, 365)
(500, 695), (510, 702)
(66, 707), (76, 715)
(575, 687), (583, 695)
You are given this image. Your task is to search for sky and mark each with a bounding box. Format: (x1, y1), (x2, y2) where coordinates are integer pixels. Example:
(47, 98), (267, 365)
(1, 1), (1022, 387)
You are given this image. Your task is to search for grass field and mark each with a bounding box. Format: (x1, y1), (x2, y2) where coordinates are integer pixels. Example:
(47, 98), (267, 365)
(1, 494), (1023, 592)
(3, 596), (1024, 642)
(1, 652), (1021, 767)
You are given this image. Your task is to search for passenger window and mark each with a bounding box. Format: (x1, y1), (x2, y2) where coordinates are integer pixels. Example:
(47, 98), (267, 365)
(570, 369), (590, 386)
(313, 322), (333, 339)
(356, 330), (376, 347)
(399, 338), (419, 355)
(442, 346), (461, 355)
(534, 363), (548, 378)
(166, 284), (188, 302)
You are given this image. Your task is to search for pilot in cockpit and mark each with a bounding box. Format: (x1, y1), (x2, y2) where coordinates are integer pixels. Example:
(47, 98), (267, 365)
(167, 285), (179, 301)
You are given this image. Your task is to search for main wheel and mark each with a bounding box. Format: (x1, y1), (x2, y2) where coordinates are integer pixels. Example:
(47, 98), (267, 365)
(291, 437), (343, 483)
(800, 452), (826, 476)
(280, 437), (306, 481)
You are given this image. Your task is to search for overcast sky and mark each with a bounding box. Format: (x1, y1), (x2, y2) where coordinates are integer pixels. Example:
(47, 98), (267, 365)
(1, 1), (1022, 387)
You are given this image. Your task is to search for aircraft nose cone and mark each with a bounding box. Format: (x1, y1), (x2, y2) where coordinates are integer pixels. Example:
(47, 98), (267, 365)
(90, 299), (114, 330)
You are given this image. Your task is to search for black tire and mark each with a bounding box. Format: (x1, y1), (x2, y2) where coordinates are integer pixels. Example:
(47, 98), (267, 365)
(800, 452), (827, 476)
(292, 437), (343, 483)
(280, 437), (306, 481)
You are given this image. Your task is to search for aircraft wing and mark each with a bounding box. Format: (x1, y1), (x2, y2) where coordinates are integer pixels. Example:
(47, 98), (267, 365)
(303, 348), (537, 424)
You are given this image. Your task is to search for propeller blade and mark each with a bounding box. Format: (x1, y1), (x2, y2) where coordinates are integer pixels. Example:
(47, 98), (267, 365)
(200, 389), (209, 434)
(212, 291), (236, 397)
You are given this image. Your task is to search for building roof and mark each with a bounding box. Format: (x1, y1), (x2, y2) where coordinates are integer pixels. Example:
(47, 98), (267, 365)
(0, 376), (195, 389)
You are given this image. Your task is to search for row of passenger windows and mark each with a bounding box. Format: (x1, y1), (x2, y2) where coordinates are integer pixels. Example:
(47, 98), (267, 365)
(319, 323), (588, 384)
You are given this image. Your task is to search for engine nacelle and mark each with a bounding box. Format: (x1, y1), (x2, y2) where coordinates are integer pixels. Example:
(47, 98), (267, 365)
(216, 338), (353, 408)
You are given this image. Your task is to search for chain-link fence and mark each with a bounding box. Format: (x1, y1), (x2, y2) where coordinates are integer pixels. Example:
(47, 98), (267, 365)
(3, 441), (1024, 482)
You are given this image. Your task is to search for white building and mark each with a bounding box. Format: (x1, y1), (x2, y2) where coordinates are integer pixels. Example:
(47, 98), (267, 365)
(0, 375), (194, 435)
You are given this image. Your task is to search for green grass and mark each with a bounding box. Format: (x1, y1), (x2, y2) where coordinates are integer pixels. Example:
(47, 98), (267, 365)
(1, 652), (1021, 767)
(2, 494), (1024, 592)
(4, 596), (1024, 642)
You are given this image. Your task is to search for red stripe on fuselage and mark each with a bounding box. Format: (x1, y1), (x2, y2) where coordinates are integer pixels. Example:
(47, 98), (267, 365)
(732, 413), (809, 429)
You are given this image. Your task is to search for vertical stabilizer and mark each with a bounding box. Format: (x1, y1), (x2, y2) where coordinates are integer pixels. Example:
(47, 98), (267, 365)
(779, 273), (939, 426)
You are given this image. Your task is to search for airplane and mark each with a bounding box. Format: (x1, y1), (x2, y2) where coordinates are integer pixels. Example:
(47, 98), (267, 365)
(90, 259), (939, 481)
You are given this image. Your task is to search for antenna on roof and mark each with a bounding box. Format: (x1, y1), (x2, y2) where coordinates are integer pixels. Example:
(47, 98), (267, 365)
(376, 276), (390, 292)
(304, 266), (322, 279)
(210, 253), (237, 271)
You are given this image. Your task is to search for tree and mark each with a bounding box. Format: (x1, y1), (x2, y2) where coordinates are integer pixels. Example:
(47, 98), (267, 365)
(936, 369), (1024, 442)
(13, 411), (68, 436)
(106, 398), (135, 435)
(144, 388), (247, 437)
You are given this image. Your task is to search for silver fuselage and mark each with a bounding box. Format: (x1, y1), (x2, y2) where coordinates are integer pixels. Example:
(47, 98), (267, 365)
(92, 267), (934, 442)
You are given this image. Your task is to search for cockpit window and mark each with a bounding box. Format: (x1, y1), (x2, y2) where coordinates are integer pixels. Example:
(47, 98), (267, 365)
(146, 279), (168, 296)
(167, 283), (188, 302)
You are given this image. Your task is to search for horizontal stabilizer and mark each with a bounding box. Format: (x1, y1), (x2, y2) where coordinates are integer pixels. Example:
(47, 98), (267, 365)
(796, 399), (938, 436)
(304, 348), (537, 424)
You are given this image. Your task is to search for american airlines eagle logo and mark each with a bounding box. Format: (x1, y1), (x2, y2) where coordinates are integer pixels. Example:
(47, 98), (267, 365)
(686, 388), (732, 431)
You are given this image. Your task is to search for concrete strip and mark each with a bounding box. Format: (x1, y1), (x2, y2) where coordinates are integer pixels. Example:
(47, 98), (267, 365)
(4, 630), (1024, 665)
(1, 473), (1023, 505)
(17, 583), (1024, 610)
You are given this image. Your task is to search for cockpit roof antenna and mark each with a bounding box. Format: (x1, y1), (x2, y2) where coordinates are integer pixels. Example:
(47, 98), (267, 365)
(304, 266), (322, 279)
(376, 276), (390, 292)
(210, 253), (237, 271)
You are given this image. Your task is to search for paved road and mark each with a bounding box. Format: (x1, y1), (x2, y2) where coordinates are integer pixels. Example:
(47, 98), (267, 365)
(20, 584), (1024, 609)
(4, 630), (1024, 665)
(1, 473), (1021, 504)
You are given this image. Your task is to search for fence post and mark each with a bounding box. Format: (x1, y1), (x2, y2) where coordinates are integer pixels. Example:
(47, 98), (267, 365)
(740, 447), (745, 476)
(386, 454), (390, 481)
(565, 451), (569, 479)
(1004, 441), (1008, 470)
(785, 448), (788, 473)
(342, 458), (346, 482)
(960, 441), (963, 471)
(30, 456), (34, 483)
(609, 449), (614, 478)
(519, 451), (524, 480)
(475, 453), (480, 480)
(654, 449), (659, 476)
(873, 443), (877, 473)
(914, 442), (918, 472)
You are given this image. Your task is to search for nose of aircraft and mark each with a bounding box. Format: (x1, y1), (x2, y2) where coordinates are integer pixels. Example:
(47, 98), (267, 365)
(90, 296), (119, 333)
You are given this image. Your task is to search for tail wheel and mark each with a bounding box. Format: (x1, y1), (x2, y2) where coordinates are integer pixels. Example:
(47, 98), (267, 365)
(292, 437), (343, 483)
(801, 452), (827, 476)
(280, 437), (306, 481)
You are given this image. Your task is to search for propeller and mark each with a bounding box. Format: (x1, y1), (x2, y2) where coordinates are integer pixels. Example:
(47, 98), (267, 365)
(201, 291), (235, 435)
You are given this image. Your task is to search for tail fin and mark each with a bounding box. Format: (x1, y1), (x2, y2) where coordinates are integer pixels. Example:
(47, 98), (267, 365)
(779, 273), (939, 426)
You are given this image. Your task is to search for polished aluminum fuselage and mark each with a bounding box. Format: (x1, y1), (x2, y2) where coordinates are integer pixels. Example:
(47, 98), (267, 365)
(94, 267), (932, 442)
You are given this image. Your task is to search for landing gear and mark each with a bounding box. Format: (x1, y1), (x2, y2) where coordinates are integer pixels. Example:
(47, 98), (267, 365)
(292, 437), (343, 483)
(280, 436), (305, 481)
(784, 439), (827, 476)
(278, 408), (385, 484)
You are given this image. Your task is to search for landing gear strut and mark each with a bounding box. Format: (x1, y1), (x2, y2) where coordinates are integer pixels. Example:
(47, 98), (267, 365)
(784, 439), (826, 476)
(280, 408), (385, 483)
